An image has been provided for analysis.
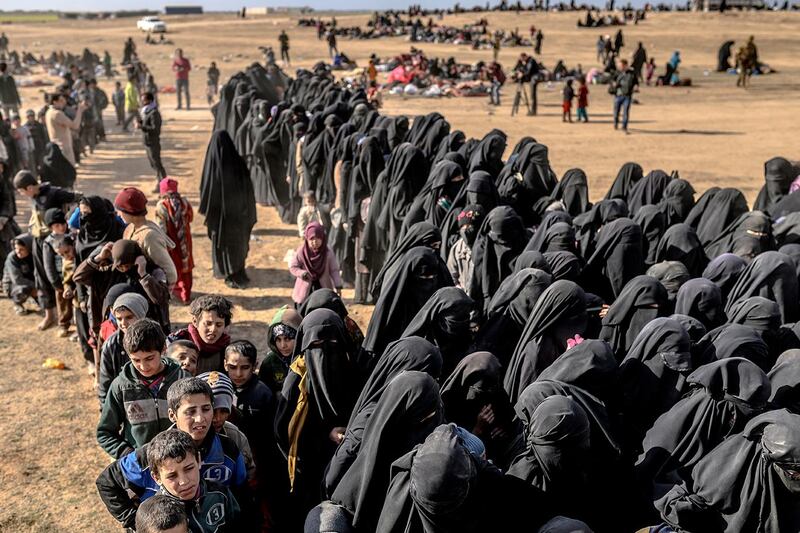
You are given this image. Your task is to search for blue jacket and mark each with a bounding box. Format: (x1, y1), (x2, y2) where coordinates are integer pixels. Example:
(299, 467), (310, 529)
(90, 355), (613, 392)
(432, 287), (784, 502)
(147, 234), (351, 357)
(96, 428), (247, 528)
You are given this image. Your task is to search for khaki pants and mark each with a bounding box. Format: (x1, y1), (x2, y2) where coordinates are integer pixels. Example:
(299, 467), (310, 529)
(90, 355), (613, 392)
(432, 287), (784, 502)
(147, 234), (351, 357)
(55, 289), (73, 329)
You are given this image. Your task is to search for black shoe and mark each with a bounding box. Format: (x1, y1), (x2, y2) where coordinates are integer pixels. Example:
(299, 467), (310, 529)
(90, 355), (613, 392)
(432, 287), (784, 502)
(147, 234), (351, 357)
(224, 276), (245, 289)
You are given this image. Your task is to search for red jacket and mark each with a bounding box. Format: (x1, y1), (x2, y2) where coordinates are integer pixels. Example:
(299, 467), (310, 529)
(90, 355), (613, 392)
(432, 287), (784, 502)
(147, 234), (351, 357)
(172, 57), (191, 80)
(577, 85), (589, 107)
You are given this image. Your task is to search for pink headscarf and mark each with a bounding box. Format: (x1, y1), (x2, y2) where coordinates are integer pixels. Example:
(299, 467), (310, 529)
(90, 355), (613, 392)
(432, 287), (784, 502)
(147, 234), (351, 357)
(297, 221), (328, 281)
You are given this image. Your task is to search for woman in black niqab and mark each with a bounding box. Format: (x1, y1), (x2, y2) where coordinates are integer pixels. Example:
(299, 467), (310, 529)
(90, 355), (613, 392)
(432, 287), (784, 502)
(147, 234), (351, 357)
(633, 204), (666, 267)
(504, 280), (588, 403)
(605, 161), (643, 201)
(544, 251), (583, 282)
(584, 217), (644, 300)
(551, 168), (591, 217)
(573, 198), (629, 258)
(275, 309), (361, 525)
(753, 156), (797, 214)
(40, 142), (76, 189)
(513, 250), (550, 274)
(674, 277), (726, 331)
(524, 210), (573, 254)
(401, 287), (475, 377)
(199, 130), (257, 287)
(654, 222), (708, 277)
(600, 275), (669, 362)
(636, 358), (770, 510)
(370, 221), (441, 300)
(657, 178), (695, 226)
(725, 251), (799, 323)
(769, 350), (800, 413)
(685, 187), (749, 247)
(702, 252), (747, 301)
(468, 206), (527, 315)
(75, 196), (125, 262)
(401, 160), (464, 232)
(330, 371), (443, 533)
(655, 409), (800, 533)
(705, 210), (775, 261)
(467, 131), (506, 179)
(378, 143), (430, 251)
(695, 323), (771, 370)
(472, 268), (553, 365)
(626, 169), (672, 215)
(619, 317), (693, 454)
(363, 246), (453, 359)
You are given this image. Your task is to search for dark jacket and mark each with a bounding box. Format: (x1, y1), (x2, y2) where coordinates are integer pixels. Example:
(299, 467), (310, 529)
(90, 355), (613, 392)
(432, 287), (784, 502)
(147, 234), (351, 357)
(614, 68), (638, 97)
(95, 428), (248, 529)
(231, 376), (274, 469)
(140, 105), (162, 146)
(163, 481), (242, 533)
(0, 73), (20, 106)
(97, 329), (128, 407)
(42, 233), (63, 289)
(96, 357), (189, 458)
(3, 250), (34, 294)
(32, 183), (78, 216)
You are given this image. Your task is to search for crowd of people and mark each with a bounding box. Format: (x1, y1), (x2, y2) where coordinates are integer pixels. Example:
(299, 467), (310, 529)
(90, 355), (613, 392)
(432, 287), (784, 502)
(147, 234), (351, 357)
(1, 14), (799, 533)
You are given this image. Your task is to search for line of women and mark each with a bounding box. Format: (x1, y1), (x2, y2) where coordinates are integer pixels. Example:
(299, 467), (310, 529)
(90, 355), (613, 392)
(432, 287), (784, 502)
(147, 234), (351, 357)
(202, 63), (800, 532)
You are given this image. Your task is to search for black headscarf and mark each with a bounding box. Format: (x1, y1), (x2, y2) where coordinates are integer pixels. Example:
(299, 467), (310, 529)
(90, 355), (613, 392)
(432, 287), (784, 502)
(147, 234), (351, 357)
(674, 277), (726, 331)
(646, 261), (690, 305)
(753, 156), (797, 213)
(504, 280), (588, 403)
(467, 132), (506, 179)
(544, 251), (583, 282)
(657, 178), (695, 227)
(371, 222), (442, 299)
(636, 357), (770, 498)
(513, 250), (550, 274)
(654, 223), (708, 277)
(379, 144), (430, 250)
(76, 196), (125, 262)
(725, 251), (799, 323)
(551, 168), (590, 217)
(703, 253), (748, 302)
(525, 210), (573, 254)
(600, 275), (669, 361)
(705, 211), (775, 261)
(686, 187), (749, 247)
(586, 217), (644, 300)
(619, 317), (693, 453)
(633, 204), (667, 267)
(627, 169), (672, 215)
(330, 371), (443, 532)
(670, 313), (708, 345)
(40, 142), (76, 189)
(696, 323), (771, 371)
(656, 409), (800, 533)
(468, 206), (527, 315)
(769, 350), (800, 413)
(728, 296), (782, 333)
(573, 198), (629, 258)
(401, 287), (475, 376)
(199, 130), (257, 279)
(605, 162), (643, 202)
(363, 246), (453, 358)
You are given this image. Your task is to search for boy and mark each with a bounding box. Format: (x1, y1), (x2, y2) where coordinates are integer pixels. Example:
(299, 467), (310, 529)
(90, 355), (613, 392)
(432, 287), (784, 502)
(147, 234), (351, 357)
(576, 77), (589, 123)
(169, 295), (232, 374)
(42, 208), (72, 336)
(97, 318), (188, 458)
(13, 170), (79, 330)
(2, 233), (36, 315)
(54, 234), (77, 341)
(224, 341), (273, 469)
(122, 75), (139, 132)
(96, 378), (248, 529)
(167, 340), (199, 376)
(111, 80), (125, 126)
(114, 187), (178, 287)
(135, 494), (189, 533)
(206, 62), (220, 105)
(147, 430), (241, 533)
(139, 91), (167, 187)
(259, 305), (301, 394)
(562, 79), (574, 123)
(25, 109), (49, 172)
(296, 190), (322, 238)
(155, 178), (194, 304)
(97, 292), (150, 407)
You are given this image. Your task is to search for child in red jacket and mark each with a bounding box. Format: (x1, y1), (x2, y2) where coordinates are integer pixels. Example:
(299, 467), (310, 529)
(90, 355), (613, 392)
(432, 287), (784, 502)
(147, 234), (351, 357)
(155, 178), (194, 303)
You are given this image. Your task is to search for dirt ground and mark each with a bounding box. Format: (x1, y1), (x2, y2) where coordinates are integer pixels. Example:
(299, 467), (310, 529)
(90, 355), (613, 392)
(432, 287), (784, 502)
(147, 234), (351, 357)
(0, 10), (797, 532)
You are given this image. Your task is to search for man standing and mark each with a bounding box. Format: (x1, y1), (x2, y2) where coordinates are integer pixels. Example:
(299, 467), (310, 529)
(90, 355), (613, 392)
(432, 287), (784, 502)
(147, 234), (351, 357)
(122, 76), (139, 132)
(612, 58), (637, 134)
(279, 30), (291, 65)
(172, 48), (192, 110)
(534, 29), (543, 55)
(206, 62), (220, 105)
(631, 42), (647, 82)
(44, 92), (86, 166)
(327, 31), (338, 58)
(88, 79), (109, 142)
(25, 109), (48, 172)
(0, 62), (21, 118)
(138, 92), (166, 190)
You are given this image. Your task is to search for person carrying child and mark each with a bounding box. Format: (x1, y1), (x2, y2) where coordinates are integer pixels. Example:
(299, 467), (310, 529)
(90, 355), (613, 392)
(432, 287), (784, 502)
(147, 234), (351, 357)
(562, 79), (575, 123)
(290, 221), (342, 307)
(576, 77), (589, 122)
(96, 318), (189, 459)
(168, 295), (232, 373)
(155, 178), (194, 304)
(2, 233), (36, 314)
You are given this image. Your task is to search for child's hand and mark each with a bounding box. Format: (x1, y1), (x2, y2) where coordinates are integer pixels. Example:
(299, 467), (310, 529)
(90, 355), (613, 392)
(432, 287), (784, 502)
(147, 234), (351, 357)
(329, 426), (346, 444)
(135, 255), (147, 277)
(63, 288), (73, 300)
(97, 242), (114, 261)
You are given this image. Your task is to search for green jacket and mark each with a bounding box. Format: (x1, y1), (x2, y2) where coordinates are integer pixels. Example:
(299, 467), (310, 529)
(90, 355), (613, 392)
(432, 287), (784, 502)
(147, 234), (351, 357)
(97, 357), (188, 459)
(124, 81), (139, 112)
(258, 305), (299, 394)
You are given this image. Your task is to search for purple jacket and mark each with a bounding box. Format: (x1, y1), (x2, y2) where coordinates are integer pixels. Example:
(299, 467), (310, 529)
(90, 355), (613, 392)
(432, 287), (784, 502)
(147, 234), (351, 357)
(290, 245), (342, 304)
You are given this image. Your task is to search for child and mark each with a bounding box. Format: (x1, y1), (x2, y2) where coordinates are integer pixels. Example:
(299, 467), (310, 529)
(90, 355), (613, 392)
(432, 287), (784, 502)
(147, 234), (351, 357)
(296, 190), (322, 238)
(43, 208), (73, 336)
(147, 430), (241, 533)
(112, 80), (125, 126)
(562, 79), (574, 123)
(97, 318), (188, 459)
(134, 494), (189, 533)
(97, 292), (149, 407)
(155, 178), (194, 304)
(447, 205), (484, 292)
(96, 378), (248, 530)
(2, 233), (36, 315)
(259, 305), (301, 394)
(168, 295), (232, 373)
(13, 170), (80, 331)
(114, 187), (177, 287)
(167, 340), (199, 376)
(224, 341), (273, 469)
(289, 222), (342, 307)
(646, 57), (656, 86)
(576, 78), (589, 123)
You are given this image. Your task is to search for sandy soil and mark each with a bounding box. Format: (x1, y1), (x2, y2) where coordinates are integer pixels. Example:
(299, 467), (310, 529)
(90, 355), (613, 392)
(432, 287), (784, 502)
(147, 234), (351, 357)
(0, 10), (797, 532)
